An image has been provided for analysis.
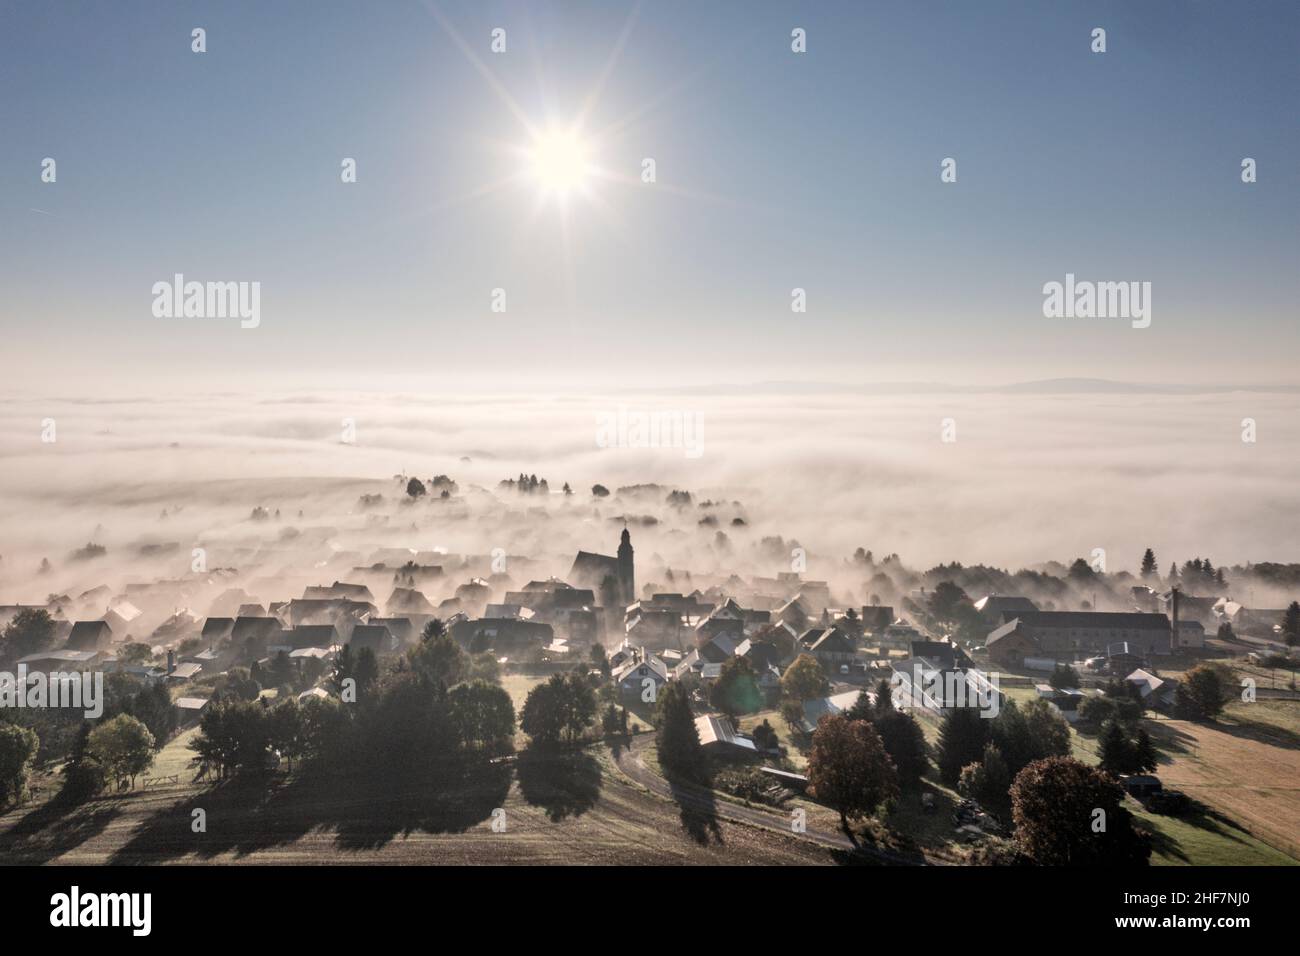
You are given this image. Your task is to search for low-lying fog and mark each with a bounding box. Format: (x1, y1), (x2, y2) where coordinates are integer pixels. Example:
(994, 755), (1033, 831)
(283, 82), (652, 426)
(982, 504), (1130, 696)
(1, 387), (1297, 619)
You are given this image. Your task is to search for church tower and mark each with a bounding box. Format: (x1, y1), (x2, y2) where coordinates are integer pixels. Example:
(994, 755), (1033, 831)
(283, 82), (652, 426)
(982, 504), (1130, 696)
(617, 527), (635, 607)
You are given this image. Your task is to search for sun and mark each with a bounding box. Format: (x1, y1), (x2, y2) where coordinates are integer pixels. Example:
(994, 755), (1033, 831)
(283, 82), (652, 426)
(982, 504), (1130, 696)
(527, 128), (592, 196)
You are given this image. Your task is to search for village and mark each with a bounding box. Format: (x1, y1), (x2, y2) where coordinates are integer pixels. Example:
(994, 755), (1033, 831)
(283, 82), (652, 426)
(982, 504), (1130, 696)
(2, 477), (1298, 867)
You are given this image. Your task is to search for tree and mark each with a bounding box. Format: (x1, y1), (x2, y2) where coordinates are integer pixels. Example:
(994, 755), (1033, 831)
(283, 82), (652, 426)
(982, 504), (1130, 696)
(1, 608), (56, 662)
(87, 714), (156, 790)
(591, 484), (609, 497)
(806, 715), (899, 834)
(1284, 601), (1300, 646)
(601, 703), (624, 736)
(845, 688), (875, 722)
(1140, 548), (1158, 579)
(268, 698), (304, 770)
(1098, 719), (1138, 775)
(873, 677), (896, 715)
(0, 722), (40, 806)
(466, 652), (501, 684)
(1011, 757), (1151, 865)
(751, 719), (779, 752)
(353, 646), (380, 693)
(128, 681), (177, 746)
(874, 709), (929, 789)
(781, 653), (829, 702)
(936, 706), (991, 786)
(589, 643), (611, 678)
(1174, 664), (1228, 721)
(927, 581), (971, 623)
(119, 642), (154, 665)
(1134, 728), (1158, 772)
(520, 673), (594, 747)
(655, 682), (704, 781)
(190, 698), (270, 778)
(1049, 663), (1080, 690)
(448, 680), (516, 753)
(406, 477), (426, 498)
(408, 619), (466, 688)
(559, 672), (597, 742)
(710, 656), (762, 716)
(1167, 562), (1179, 583)
(958, 742), (1012, 823)
(330, 644), (355, 696)
(60, 721), (105, 801)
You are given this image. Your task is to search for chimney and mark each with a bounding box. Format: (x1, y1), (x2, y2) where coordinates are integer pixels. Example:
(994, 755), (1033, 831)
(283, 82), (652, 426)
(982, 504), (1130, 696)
(1170, 587), (1180, 651)
(167, 649), (176, 674)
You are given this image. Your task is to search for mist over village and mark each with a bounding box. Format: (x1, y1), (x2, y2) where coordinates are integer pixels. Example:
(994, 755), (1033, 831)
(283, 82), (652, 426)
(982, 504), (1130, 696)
(2, 2), (1298, 933)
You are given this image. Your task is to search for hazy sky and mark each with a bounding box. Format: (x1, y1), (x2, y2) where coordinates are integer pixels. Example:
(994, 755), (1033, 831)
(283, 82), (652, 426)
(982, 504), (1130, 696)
(2, 0), (1298, 391)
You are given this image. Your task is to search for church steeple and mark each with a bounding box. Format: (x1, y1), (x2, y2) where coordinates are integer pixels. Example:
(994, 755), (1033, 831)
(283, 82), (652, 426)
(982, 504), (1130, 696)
(617, 527), (635, 607)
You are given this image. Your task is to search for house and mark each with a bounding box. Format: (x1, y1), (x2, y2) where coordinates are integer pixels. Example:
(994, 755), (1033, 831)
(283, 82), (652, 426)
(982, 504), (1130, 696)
(798, 689), (865, 733)
(65, 620), (114, 652)
(385, 587), (436, 616)
(451, 617), (553, 655)
(164, 661), (203, 683)
(174, 696), (210, 726)
(200, 617), (235, 645)
(347, 624), (401, 656)
(775, 596), (811, 632)
(694, 714), (758, 756)
(1176, 620), (1206, 649)
(303, 581), (375, 603)
(877, 619), (924, 652)
(735, 638), (782, 672)
(367, 617), (418, 647)
(277, 625), (339, 653)
(1035, 684), (1086, 721)
(1162, 592), (1219, 628)
(698, 633), (738, 664)
(973, 594), (1039, 626)
(987, 612), (1171, 666)
(614, 653), (669, 699)
(909, 639), (969, 670)
(17, 649), (107, 672)
(231, 616), (286, 659)
(798, 626), (855, 668)
(1126, 668), (1176, 708)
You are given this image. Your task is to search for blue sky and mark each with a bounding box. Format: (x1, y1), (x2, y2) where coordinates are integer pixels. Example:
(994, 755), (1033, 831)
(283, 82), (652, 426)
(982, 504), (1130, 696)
(2, 0), (1297, 391)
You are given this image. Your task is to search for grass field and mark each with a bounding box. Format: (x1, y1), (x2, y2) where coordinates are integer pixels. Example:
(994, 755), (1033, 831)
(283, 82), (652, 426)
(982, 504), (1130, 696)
(0, 744), (837, 865)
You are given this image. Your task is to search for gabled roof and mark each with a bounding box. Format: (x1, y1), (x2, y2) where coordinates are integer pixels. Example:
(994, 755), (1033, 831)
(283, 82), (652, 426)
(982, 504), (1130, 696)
(694, 714), (756, 750)
(66, 620), (114, 650)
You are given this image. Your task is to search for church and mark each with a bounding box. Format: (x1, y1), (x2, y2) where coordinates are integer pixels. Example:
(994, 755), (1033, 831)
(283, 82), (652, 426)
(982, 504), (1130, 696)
(568, 528), (635, 610)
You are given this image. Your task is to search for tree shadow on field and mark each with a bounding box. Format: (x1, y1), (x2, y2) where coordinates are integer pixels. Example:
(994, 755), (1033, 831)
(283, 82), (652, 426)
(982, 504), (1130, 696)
(516, 748), (601, 821)
(108, 758), (512, 862)
(663, 765), (723, 846)
(0, 794), (122, 864)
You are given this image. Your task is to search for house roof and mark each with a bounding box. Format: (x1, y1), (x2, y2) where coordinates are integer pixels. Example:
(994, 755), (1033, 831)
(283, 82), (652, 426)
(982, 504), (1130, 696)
(1018, 611), (1170, 630)
(66, 620), (114, 650)
(694, 714), (756, 750)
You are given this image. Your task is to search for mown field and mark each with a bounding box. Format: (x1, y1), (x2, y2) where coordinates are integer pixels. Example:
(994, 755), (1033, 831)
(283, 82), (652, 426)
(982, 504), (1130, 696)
(0, 727), (836, 866)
